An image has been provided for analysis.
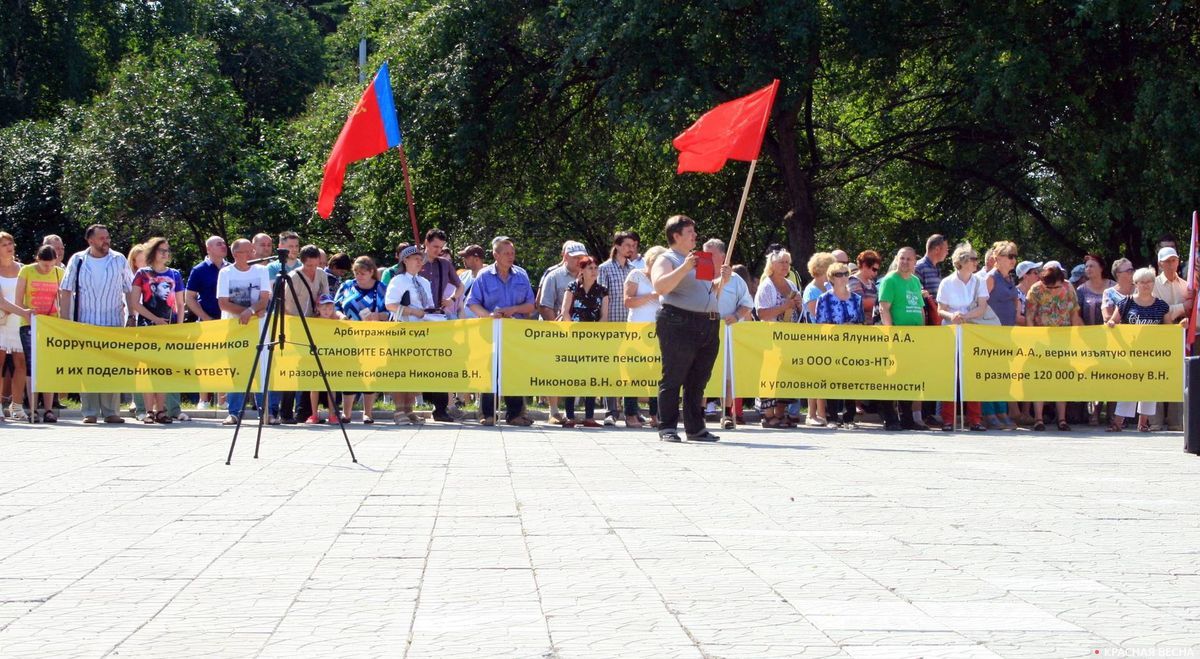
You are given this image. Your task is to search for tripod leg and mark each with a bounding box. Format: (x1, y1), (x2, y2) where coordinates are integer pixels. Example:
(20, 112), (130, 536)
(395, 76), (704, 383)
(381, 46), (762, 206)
(282, 277), (357, 464)
(227, 298), (277, 465)
(254, 300), (283, 461)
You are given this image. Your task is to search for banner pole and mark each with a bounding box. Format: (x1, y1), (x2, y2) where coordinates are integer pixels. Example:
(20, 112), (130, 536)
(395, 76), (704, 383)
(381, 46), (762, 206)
(718, 160), (759, 302)
(397, 145), (420, 245)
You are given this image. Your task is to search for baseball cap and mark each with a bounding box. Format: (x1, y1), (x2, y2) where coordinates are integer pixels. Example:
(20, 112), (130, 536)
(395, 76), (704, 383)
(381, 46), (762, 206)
(318, 294), (335, 305)
(399, 245), (421, 260)
(1158, 246), (1179, 262)
(563, 240), (588, 257)
(1042, 260), (1064, 272)
(1069, 264), (1086, 281)
(457, 244), (486, 259)
(1015, 261), (1042, 278)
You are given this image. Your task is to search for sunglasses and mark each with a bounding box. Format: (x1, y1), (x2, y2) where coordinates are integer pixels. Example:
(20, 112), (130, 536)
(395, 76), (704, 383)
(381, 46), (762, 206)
(831, 272), (849, 278)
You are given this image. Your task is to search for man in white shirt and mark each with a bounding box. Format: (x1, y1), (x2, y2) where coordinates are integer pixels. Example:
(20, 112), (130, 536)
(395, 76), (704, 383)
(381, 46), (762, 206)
(58, 224), (132, 424)
(218, 239), (271, 425)
(1152, 246), (1190, 430)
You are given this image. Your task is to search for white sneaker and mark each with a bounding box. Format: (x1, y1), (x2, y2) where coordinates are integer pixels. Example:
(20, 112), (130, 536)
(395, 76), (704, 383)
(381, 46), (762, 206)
(176, 412), (190, 422)
(602, 415), (616, 427)
(394, 414), (412, 426)
(196, 401), (211, 410)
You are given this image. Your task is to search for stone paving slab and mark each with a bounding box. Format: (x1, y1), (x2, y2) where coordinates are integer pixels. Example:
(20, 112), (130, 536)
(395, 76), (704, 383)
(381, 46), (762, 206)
(1, 419), (1199, 658)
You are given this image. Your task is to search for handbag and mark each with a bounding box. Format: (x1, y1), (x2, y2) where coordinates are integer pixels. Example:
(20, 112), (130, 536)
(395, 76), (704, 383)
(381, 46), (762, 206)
(968, 274), (1002, 325)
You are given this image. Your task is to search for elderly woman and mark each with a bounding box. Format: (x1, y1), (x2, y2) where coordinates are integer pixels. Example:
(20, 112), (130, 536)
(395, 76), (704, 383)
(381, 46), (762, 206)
(1075, 253), (1116, 426)
(335, 256), (390, 424)
(982, 241), (1020, 430)
(815, 261), (863, 428)
(1106, 267), (1184, 431)
(384, 245), (433, 426)
(1101, 258), (1135, 323)
(755, 248), (803, 428)
(1025, 261), (1083, 431)
(625, 246), (666, 426)
(935, 242), (990, 431)
(801, 252), (836, 426)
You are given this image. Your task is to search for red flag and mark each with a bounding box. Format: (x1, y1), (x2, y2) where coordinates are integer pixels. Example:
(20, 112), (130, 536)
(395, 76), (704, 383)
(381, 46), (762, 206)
(317, 62), (402, 218)
(673, 80), (779, 174)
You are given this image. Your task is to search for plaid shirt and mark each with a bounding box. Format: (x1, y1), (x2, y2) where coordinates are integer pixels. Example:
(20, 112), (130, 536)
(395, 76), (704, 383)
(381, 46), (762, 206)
(597, 258), (636, 321)
(914, 256), (943, 296)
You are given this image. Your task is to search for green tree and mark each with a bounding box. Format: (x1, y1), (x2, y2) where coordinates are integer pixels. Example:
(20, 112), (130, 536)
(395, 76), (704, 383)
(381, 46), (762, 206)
(0, 114), (76, 255)
(61, 38), (245, 261)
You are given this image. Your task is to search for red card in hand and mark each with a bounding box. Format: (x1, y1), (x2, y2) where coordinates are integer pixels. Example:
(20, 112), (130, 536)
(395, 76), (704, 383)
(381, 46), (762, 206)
(693, 251), (714, 280)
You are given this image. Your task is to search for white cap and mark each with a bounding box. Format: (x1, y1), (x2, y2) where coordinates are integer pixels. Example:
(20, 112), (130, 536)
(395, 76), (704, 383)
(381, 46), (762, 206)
(563, 241), (588, 257)
(1042, 260), (1064, 272)
(1015, 261), (1042, 278)
(1158, 246), (1179, 262)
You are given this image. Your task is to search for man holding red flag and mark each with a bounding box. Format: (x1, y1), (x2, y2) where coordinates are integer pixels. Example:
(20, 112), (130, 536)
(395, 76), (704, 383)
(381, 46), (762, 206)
(653, 80), (776, 443)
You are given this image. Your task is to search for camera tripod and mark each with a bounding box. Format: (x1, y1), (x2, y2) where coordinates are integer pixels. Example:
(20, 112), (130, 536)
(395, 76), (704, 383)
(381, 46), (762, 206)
(225, 250), (357, 465)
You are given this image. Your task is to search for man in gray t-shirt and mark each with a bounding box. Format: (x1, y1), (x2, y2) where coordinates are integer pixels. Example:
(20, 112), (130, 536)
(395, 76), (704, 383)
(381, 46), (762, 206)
(59, 224), (133, 424)
(537, 240), (588, 320)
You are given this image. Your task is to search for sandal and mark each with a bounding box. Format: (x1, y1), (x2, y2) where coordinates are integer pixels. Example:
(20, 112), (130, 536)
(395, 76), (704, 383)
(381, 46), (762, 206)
(761, 416), (783, 428)
(1138, 422), (1152, 433)
(42, 410), (57, 423)
(143, 413), (156, 424)
(1033, 419), (1046, 431)
(1106, 421), (1123, 432)
(155, 412), (173, 424)
(1057, 420), (1070, 431)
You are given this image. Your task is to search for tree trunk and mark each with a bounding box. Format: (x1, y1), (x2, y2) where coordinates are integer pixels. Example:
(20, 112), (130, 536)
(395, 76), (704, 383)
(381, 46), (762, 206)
(766, 107), (818, 266)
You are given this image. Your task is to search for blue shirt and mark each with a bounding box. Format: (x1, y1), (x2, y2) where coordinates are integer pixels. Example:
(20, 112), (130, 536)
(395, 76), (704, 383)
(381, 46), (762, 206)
(914, 256), (943, 296)
(334, 280), (388, 321)
(815, 291), (863, 325)
(466, 264), (534, 317)
(185, 258), (227, 319)
(267, 259), (300, 281)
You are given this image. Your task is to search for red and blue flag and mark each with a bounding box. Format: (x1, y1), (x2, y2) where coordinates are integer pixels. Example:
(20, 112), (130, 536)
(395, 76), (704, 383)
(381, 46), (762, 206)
(317, 62), (402, 218)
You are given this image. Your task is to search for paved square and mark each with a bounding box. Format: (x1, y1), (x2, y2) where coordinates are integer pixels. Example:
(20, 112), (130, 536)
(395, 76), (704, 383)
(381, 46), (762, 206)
(2, 419), (1199, 658)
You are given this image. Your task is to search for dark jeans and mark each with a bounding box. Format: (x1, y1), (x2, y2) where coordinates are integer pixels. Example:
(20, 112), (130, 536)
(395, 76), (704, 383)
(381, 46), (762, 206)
(656, 305), (720, 435)
(565, 397), (595, 419)
(424, 392), (448, 415)
(280, 391), (313, 421)
(481, 394), (524, 421)
(621, 396), (657, 417)
(19, 325), (31, 377)
(828, 399), (856, 424)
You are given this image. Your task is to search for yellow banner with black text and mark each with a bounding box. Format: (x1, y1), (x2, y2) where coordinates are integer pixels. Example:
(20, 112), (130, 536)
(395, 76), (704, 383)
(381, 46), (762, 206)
(500, 320), (723, 397)
(32, 315), (259, 393)
(731, 323), (957, 400)
(960, 324), (1183, 402)
(32, 315), (1187, 401)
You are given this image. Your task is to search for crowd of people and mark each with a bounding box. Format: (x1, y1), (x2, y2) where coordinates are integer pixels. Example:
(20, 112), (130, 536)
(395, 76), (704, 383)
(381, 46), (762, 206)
(0, 220), (1188, 438)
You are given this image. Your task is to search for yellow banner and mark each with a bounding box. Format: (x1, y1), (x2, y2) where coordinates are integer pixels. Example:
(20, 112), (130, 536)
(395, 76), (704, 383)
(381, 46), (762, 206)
(500, 320), (723, 397)
(269, 317), (494, 392)
(33, 315), (258, 393)
(961, 324), (1183, 402)
(731, 323), (956, 400)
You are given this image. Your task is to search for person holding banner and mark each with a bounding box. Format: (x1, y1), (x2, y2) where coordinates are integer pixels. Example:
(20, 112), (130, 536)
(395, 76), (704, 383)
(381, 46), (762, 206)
(538, 240), (589, 425)
(877, 247), (928, 431)
(335, 256), (390, 424)
(1106, 267), (1185, 432)
(652, 215), (728, 443)
(384, 244), (434, 426)
(815, 260), (864, 429)
(558, 256), (609, 427)
(219, 239), (272, 426)
(128, 238), (185, 424)
(755, 248), (802, 428)
(60, 224), (133, 424)
(599, 231), (641, 427)
(848, 250), (881, 325)
(802, 252), (836, 426)
(935, 242), (990, 432)
(7, 245), (62, 422)
(1151, 247), (1190, 431)
(0, 232), (27, 421)
(1101, 258), (1135, 324)
(704, 239), (753, 429)
(624, 245), (666, 427)
(467, 237), (535, 426)
(1025, 261), (1083, 431)
(982, 241), (1020, 430)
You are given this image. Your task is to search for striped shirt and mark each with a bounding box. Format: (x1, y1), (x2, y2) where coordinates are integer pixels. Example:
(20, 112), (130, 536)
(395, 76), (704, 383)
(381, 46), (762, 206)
(597, 258), (636, 321)
(60, 250), (133, 327)
(914, 256), (943, 296)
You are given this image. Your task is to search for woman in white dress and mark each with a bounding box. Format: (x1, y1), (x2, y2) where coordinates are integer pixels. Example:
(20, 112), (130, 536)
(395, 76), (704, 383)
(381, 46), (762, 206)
(0, 232), (26, 421)
(384, 245), (434, 426)
(624, 246), (665, 426)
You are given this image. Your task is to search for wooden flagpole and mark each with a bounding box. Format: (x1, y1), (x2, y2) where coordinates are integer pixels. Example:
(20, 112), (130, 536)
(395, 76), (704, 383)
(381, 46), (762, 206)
(397, 145), (420, 245)
(716, 159), (758, 425)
